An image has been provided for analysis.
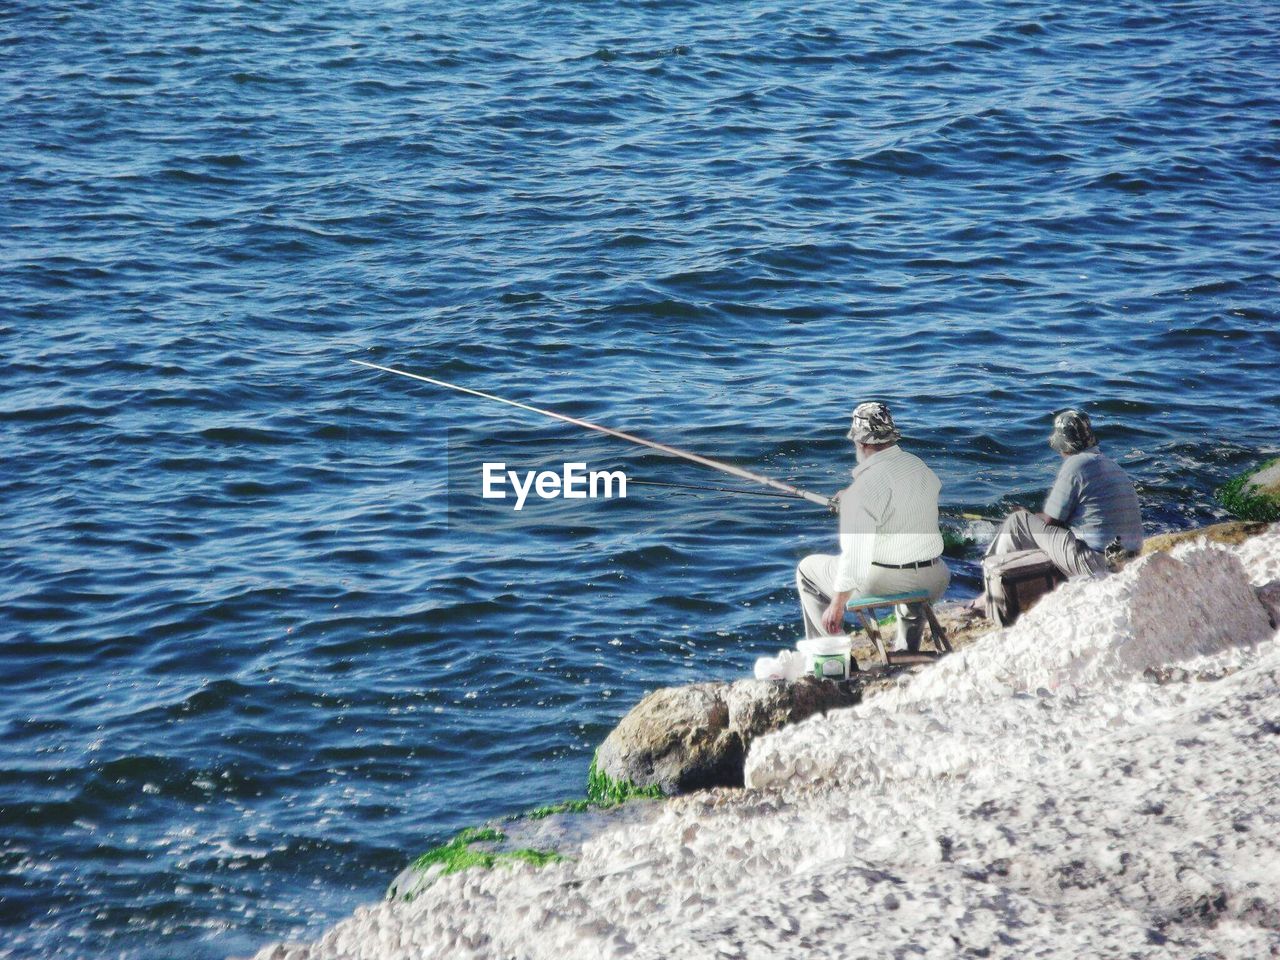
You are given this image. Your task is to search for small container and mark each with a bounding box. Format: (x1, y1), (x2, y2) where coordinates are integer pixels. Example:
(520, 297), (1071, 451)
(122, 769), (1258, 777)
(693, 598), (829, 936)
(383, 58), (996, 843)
(796, 636), (853, 680)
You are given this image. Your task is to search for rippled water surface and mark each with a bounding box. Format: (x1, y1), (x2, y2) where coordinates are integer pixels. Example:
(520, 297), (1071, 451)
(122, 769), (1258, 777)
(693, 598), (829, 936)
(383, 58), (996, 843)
(2, 0), (1278, 956)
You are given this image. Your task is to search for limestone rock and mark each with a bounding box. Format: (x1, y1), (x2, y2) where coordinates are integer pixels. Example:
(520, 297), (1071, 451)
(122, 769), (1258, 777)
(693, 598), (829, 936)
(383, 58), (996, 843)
(1257, 582), (1280, 628)
(725, 677), (857, 742)
(593, 683), (743, 795)
(1141, 519), (1269, 554)
(1119, 545), (1272, 676)
(595, 677), (858, 796)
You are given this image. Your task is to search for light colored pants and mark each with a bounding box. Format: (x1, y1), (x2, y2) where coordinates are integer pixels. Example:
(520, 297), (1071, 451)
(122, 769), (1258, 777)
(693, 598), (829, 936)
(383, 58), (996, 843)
(795, 553), (950, 650)
(985, 510), (1107, 580)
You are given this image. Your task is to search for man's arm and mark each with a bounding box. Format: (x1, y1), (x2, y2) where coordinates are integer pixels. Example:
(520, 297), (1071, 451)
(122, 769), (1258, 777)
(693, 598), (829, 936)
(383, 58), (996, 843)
(1042, 458), (1081, 528)
(823, 483), (883, 634)
(822, 588), (853, 635)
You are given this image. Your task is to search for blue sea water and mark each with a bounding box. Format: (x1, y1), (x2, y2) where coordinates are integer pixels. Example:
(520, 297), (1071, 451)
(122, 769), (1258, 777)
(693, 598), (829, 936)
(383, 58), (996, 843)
(1, 0), (1277, 956)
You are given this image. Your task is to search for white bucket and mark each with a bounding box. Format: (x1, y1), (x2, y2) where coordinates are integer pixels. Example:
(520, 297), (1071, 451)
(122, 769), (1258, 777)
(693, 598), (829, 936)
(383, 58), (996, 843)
(797, 636), (853, 680)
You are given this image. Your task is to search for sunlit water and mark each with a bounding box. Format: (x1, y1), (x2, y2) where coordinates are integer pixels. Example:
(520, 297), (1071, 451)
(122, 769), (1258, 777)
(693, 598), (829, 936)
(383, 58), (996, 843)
(1, 0), (1277, 956)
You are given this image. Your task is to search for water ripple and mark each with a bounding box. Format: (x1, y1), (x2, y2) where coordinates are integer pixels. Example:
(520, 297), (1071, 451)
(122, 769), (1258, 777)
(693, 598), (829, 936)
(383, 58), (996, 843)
(2, 0), (1278, 956)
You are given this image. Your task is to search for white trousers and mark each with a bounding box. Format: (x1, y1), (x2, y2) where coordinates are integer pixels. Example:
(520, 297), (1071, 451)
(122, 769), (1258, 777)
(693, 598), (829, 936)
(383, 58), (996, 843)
(795, 553), (950, 650)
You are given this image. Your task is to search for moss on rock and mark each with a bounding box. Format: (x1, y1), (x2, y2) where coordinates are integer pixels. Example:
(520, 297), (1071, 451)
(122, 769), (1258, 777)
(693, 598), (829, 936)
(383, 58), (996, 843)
(941, 527), (974, 557)
(1218, 458), (1280, 523)
(392, 762), (666, 902)
(409, 826), (563, 877)
(587, 753), (664, 805)
(518, 798), (594, 821)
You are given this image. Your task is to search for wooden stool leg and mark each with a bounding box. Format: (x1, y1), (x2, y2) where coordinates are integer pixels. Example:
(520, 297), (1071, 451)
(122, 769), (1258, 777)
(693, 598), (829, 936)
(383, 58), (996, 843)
(858, 609), (889, 665)
(923, 602), (952, 653)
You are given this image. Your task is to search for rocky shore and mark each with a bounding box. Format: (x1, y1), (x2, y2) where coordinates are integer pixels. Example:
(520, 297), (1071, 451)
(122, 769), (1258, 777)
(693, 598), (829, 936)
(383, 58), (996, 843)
(248, 519), (1280, 960)
(586, 520), (1278, 801)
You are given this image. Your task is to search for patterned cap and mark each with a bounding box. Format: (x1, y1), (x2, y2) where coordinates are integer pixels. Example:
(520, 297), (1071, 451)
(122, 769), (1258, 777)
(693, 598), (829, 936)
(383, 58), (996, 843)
(1048, 409), (1097, 454)
(847, 401), (902, 444)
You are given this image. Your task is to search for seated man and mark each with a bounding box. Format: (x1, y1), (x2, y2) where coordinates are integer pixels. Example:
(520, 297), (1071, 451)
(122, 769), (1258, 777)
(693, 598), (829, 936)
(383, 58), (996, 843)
(986, 409), (1143, 580)
(795, 401), (950, 651)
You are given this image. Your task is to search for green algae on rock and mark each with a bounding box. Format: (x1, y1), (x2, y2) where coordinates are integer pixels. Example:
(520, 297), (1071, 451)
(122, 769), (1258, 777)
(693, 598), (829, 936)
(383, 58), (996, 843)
(517, 798), (595, 821)
(409, 826), (563, 875)
(388, 827), (565, 901)
(587, 753), (664, 805)
(1219, 458), (1280, 523)
(941, 526), (974, 557)
(389, 777), (671, 902)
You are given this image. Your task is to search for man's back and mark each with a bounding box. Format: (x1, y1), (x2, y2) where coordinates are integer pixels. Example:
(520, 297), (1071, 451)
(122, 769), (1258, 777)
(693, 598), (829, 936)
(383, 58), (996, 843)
(839, 446), (944, 565)
(1044, 448), (1143, 552)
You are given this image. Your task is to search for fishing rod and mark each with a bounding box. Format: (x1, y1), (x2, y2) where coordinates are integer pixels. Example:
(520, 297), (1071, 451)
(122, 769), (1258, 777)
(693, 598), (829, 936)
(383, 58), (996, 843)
(350, 359), (833, 508)
(351, 359), (1005, 522)
(627, 478), (809, 500)
(634, 478), (1003, 522)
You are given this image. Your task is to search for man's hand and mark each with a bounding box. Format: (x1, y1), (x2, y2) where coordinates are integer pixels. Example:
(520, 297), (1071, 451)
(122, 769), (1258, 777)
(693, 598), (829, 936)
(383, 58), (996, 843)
(1010, 504), (1063, 528)
(822, 590), (852, 635)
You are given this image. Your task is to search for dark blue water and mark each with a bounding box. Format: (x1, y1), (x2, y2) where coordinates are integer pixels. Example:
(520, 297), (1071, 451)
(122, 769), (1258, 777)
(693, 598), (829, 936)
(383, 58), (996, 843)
(2, 0), (1277, 956)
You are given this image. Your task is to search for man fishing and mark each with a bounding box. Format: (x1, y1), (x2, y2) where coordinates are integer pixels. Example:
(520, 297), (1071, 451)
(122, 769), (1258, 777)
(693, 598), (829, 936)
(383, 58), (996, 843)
(351, 363), (946, 652)
(983, 409), (1143, 580)
(795, 402), (950, 651)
